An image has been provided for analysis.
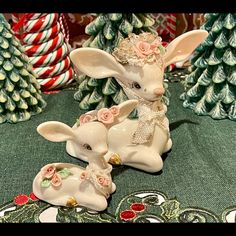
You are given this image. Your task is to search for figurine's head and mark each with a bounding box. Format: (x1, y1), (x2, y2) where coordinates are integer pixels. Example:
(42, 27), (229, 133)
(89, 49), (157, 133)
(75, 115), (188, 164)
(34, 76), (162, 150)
(70, 30), (208, 102)
(37, 99), (138, 159)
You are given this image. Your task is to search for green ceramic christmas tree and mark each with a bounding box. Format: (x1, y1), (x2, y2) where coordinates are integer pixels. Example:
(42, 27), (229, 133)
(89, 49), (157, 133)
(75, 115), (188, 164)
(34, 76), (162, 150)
(0, 14), (46, 124)
(181, 13), (236, 121)
(74, 13), (170, 113)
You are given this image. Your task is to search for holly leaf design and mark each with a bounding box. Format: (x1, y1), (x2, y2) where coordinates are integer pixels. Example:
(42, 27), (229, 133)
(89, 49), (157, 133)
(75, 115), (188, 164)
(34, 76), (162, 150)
(41, 179), (51, 188)
(160, 199), (180, 221)
(57, 168), (72, 179)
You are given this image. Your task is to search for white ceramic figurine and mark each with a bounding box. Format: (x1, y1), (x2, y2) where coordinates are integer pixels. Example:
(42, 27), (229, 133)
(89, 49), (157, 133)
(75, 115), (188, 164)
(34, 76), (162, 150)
(33, 99), (138, 211)
(69, 30), (208, 173)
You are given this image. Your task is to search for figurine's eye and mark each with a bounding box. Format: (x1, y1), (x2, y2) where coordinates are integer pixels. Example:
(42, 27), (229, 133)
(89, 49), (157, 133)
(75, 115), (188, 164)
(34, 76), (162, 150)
(83, 144), (92, 151)
(131, 82), (141, 89)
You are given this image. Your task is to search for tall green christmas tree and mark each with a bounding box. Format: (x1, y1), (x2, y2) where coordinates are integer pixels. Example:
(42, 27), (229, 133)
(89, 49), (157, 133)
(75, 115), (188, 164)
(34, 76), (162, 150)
(0, 14), (46, 124)
(74, 13), (170, 113)
(180, 13), (236, 121)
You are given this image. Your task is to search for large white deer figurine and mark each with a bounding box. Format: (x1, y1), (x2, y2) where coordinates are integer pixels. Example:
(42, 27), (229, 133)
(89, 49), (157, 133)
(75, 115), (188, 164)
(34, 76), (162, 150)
(68, 30), (208, 173)
(33, 99), (138, 211)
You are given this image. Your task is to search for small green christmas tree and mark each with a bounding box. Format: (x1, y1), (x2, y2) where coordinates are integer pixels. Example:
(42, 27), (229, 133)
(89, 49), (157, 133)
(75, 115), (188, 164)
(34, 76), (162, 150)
(74, 13), (170, 114)
(0, 14), (46, 124)
(181, 13), (236, 121)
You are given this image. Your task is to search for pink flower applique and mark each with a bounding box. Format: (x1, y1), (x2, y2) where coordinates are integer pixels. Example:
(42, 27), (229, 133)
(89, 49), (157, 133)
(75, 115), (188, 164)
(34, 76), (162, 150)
(109, 105), (120, 117)
(80, 171), (88, 180)
(41, 164), (56, 179)
(79, 114), (93, 125)
(51, 173), (62, 187)
(97, 108), (114, 124)
(97, 176), (110, 187)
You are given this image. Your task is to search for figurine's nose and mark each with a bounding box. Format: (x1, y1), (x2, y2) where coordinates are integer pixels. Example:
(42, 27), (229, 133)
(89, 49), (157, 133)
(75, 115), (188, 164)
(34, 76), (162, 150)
(154, 88), (165, 96)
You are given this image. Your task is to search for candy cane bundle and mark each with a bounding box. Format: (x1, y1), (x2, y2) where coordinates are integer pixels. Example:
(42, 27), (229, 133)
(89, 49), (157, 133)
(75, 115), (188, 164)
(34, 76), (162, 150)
(12, 13), (74, 91)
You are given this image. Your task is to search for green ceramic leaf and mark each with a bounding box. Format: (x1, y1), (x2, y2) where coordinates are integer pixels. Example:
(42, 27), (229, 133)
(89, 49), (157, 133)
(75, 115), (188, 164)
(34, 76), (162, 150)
(2, 50), (11, 59)
(74, 90), (84, 101)
(41, 179), (51, 188)
(186, 68), (203, 84)
(113, 31), (124, 48)
(85, 14), (106, 36)
(28, 84), (37, 93)
(227, 70), (236, 85)
(211, 17), (223, 33)
(95, 96), (110, 109)
(89, 32), (105, 49)
(194, 56), (208, 68)
(28, 96), (38, 105)
(102, 77), (118, 95)
(131, 14), (143, 28)
(3, 60), (13, 71)
(137, 14), (155, 27)
(88, 87), (103, 104)
(5, 79), (14, 92)
(103, 21), (116, 40)
(208, 48), (223, 65)
(2, 28), (12, 39)
(209, 101), (228, 119)
(20, 90), (31, 98)
(0, 90), (7, 103)
(205, 85), (220, 104)
(228, 29), (236, 48)
(57, 168), (72, 179)
(11, 56), (24, 67)
(223, 14), (235, 30)
(79, 94), (91, 110)
(88, 78), (101, 87)
(10, 71), (20, 82)
(194, 96), (208, 115)
(0, 55), (3, 65)
(221, 84), (235, 104)
(198, 68), (213, 86)
(119, 19), (133, 35)
(0, 37), (9, 49)
(186, 83), (202, 98)
(79, 79), (90, 92)
(214, 31), (228, 49)
(222, 49), (236, 66)
(183, 99), (196, 109)
(20, 68), (29, 76)
(201, 32), (214, 47)
(0, 70), (6, 80)
(108, 13), (122, 21)
(17, 98), (28, 110)
(112, 89), (128, 104)
(212, 65), (226, 83)
(12, 91), (20, 102)
(5, 98), (15, 111)
(228, 101), (236, 120)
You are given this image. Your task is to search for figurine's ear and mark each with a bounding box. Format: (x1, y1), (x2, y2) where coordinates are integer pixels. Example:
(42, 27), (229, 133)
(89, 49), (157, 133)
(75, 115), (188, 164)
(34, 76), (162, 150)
(163, 30), (208, 67)
(70, 48), (126, 79)
(112, 99), (138, 125)
(37, 121), (76, 142)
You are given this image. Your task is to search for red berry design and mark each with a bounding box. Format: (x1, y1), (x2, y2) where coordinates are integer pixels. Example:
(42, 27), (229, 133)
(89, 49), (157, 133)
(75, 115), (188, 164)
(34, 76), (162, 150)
(29, 192), (39, 201)
(14, 194), (29, 206)
(131, 203), (145, 212)
(120, 210), (136, 221)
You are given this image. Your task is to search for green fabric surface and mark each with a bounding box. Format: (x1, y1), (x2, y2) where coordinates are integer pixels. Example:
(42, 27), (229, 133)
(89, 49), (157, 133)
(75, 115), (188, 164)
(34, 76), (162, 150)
(0, 82), (235, 222)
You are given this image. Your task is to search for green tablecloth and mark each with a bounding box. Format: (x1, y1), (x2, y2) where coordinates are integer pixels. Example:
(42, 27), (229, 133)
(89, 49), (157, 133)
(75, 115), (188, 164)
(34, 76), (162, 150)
(0, 82), (235, 222)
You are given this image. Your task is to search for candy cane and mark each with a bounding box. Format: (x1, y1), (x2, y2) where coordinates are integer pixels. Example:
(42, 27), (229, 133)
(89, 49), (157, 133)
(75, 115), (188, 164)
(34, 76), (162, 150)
(24, 32), (64, 56)
(33, 56), (71, 78)
(38, 66), (74, 90)
(22, 22), (60, 45)
(23, 14), (59, 33)
(28, 43), (69, 67)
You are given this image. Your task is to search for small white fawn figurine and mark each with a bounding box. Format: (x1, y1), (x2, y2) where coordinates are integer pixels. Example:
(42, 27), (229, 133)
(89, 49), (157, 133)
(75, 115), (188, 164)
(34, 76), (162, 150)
(33, 99), (138, 211)
(68, 30), (208, 173)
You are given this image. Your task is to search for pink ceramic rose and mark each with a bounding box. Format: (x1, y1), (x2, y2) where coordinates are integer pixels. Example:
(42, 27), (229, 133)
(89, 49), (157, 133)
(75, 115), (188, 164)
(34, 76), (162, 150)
(79, 114), (93, 125)
(109, 106), (120, 116)
(97, 108), (114, 124)
(41, 164), (56, 179)
(97, 176), (109, 187)
(134, 41), (153, 58)
(51, 173), (62, 187)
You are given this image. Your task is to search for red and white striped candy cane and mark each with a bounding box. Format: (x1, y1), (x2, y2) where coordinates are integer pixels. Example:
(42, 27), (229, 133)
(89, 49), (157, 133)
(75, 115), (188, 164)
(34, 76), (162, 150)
(22, 22), (61, 45)
(23, 13), (59, 33)
(38, 66), (74, 90)
(33, 56), (71, 78)
(167, 13), (177, 41)
(28, 43), (69, 67)
(24, 32), (64, 56)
